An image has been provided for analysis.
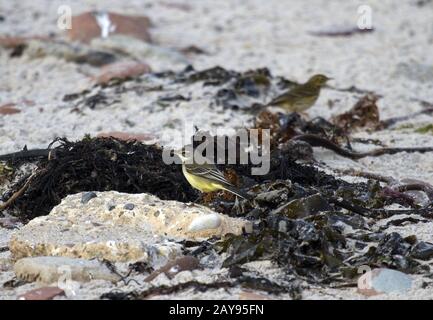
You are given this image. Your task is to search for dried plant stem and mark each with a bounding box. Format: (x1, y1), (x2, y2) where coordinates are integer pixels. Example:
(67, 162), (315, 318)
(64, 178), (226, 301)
(0, 173), (36, 211)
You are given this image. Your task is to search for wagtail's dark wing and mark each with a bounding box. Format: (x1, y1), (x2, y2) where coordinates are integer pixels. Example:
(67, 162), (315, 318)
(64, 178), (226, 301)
(268, 84), (317, 106)
(185, 163), (233, 186)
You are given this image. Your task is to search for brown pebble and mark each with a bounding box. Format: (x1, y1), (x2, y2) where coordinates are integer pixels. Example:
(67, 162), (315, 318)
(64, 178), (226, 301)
(0, 35), (48, 49)
(19, 287), (65, 300)
(93, 61), (151, 84)
(67, 12), (151, 44)
(0, 103), (20, 115)
(239, 291), (270, 300)
(145, 256), (199, 282)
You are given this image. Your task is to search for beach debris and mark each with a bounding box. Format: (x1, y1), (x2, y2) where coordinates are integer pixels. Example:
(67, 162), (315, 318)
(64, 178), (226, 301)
(144, 256), (200, 282)
(380, 107), (433, 128)
(1, 65), (432, 299)
(93, 61), (151, 85)
(90, 35), (189, 69)
(14, 256), (121, 284)
(411, 241), (433, 260)
(0, 103), (20, 115)
(309, 25), (374, 37)
(9, 192), (250, 261)
(81, 191), (97, 204)
(180, 45), (208, 56)
(415, 124), (433, 134)
(1, 36), (118, 65)
(291, 134), (433, 160)
(238, 291), (270, 300)
(271, 193), (331, 219)
(18, 286), (65, 300)
(74, 50), (117, 66)
(96, 132), (157, 143)
(0, 213), (21, 229)
(357, 268), (412, 296)
(0, 35), (49, 58)
(101, 275), (300, 300)
(67, 12), (151, 44)
(2, 138), (197, 220)
(332, 94), (380, 133)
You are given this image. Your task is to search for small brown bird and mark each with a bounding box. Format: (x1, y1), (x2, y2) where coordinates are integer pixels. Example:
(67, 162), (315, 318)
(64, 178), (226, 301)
(266, 74), (331, 112)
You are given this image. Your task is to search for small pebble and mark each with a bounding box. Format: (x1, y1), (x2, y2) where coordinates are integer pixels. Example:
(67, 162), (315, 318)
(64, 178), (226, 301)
(124, 203), (135, 210)
(188, 213), (222, 232)
(19, 287), (64, 300)
(411, 241), (433, 260)
(81, 191), (97, 204)
(145, 256), (199, 282)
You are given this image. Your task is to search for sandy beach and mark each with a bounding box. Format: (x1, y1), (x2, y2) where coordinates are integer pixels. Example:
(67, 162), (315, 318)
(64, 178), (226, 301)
(1, 0), (433, 300)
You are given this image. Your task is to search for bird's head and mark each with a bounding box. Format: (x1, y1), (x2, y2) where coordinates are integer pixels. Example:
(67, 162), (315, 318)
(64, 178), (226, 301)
(174, 147), (193, 163)
(307, 74), (332, 87)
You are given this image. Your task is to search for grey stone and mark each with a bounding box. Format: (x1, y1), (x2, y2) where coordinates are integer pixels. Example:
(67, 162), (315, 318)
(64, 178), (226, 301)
(411, 241), (433, 260)
(255, 189), (288, 204)
(81, 191), (97, 204)
(123, 203), (135, 210)
(144, 256), (200, 282)
(14, 256), (120, 284)
(271, 193), (331, 218)
(358, 268), (412, 296)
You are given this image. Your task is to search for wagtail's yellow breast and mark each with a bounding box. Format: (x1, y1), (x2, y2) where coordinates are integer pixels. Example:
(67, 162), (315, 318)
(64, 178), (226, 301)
(182, 164), (224, 192)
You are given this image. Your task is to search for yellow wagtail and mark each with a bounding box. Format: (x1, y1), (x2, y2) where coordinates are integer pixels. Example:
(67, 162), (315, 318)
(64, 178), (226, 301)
(266, 74), (331, 112)
(176, 150), (250, 200)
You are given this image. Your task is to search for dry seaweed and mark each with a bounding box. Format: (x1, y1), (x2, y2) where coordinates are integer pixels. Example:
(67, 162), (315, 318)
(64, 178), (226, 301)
(190, 128), (433, 283)
(8, 134), (429, 287)
(100, 281), (234, 300)
(176, 66), (275, 110)
(101, 276), (300, 300)
(2, 65), (433, 297)
(291, 134), (433, 160)
(178, 66), (238, 86)
(331, 94), (380, 133)
(309, 26), (374, 37)
(2, 137), (196, 220)
(2, 278), (27, 289)
(380, 107), (433, 128)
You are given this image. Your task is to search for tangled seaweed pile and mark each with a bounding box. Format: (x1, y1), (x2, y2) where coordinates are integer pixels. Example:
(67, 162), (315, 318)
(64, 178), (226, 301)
(1, 137), (197, 220)
(1, 66), (433, 298)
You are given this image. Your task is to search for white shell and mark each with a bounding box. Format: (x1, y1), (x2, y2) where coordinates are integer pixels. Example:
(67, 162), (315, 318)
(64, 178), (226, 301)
(188, 214), (222, 232)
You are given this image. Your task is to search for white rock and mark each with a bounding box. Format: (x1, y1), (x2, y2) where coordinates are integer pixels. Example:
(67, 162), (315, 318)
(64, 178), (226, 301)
(188, 214), (222, 232)
(9, 192), (251, 263)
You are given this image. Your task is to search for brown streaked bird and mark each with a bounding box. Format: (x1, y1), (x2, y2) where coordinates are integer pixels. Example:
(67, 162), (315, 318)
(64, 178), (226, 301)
(266, 74), (331, 112)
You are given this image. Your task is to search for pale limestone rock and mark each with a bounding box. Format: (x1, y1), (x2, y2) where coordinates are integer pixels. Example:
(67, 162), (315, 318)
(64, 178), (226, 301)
(10, 192), (250, 262)
(14, 256), (120, 284)
(188, 213), (222, 232)
(357, 268), (413, 296)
